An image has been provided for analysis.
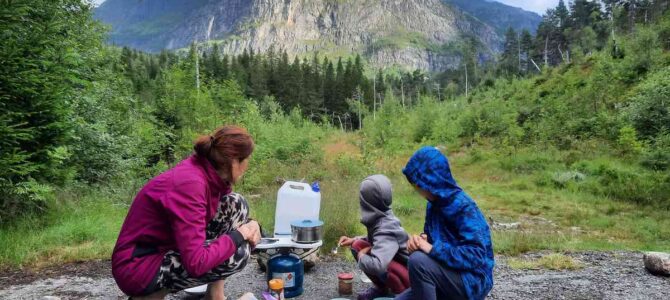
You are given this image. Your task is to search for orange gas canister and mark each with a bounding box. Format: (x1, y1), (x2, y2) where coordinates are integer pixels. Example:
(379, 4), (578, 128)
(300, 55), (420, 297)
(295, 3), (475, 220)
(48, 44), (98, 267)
(268, 278), (285, 300)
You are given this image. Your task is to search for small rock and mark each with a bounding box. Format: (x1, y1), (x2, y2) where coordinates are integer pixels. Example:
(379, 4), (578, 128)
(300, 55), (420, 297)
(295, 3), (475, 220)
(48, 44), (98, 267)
(643, 252), (670, 276)
(492, 222), (521, 230)
(303, 252), (320, 270)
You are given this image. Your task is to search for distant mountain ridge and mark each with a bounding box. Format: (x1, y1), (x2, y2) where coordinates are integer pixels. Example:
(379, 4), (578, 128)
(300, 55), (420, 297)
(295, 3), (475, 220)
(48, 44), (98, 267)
(444, 0), (541, 34)
(95, 0), (541, 71)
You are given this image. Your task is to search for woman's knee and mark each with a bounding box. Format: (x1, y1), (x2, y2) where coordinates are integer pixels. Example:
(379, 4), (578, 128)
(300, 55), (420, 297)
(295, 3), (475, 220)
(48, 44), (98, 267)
(221, 192), (250, 224)
(211, 244), (250, 274)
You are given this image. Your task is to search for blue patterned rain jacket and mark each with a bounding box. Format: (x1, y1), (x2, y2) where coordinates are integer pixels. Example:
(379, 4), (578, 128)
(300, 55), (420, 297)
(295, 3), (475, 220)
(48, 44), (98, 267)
(403, 146), (494, 300)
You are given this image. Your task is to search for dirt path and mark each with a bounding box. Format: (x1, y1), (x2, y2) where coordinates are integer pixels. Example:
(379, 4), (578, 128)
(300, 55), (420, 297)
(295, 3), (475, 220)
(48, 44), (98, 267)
(0, 252), (667, 300)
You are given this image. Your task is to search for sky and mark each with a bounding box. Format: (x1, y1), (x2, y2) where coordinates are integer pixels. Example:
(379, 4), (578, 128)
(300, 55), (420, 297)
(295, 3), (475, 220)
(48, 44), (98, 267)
(91, 0), (558, 15)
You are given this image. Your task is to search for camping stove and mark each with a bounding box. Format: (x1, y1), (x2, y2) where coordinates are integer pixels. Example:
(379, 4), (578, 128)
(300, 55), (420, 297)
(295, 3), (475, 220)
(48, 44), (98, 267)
(255, 180), (323, 267)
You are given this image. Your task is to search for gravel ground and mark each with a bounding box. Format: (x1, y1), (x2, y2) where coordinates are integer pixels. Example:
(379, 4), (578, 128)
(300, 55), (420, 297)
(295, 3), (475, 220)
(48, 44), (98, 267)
(0, 251), (667, 300)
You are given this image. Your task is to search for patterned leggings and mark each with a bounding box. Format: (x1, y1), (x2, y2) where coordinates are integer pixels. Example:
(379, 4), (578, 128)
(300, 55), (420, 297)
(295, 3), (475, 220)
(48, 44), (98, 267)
(146, 193), (251, 294)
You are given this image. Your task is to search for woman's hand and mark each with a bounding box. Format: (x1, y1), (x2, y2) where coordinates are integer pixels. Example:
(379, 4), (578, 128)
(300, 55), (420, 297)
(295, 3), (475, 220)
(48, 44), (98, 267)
(338, 236), (355, 247)
(238, 220), (261, 246)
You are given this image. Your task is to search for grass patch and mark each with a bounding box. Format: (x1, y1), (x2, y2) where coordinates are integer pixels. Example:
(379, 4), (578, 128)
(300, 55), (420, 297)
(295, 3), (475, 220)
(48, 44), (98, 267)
(372, 27), (431, 50)
(1, 137), (669, 269)
(0, 188), (127, 269)
(507, 253), (584, 270)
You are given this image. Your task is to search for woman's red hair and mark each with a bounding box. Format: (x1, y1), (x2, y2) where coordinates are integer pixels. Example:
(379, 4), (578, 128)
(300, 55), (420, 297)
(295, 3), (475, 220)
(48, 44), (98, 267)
(194, 125), (254, 179)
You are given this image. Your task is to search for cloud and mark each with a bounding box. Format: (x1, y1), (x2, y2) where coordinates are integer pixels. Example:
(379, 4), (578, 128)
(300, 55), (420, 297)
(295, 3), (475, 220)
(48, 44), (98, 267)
(495, 0), (559, 15)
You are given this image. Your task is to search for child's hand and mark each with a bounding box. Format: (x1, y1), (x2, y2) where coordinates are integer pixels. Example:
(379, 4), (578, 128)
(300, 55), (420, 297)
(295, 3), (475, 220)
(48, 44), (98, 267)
(409, 235), (432, 254)
(407, 236), (418, 253)
(338, 236), (355, 247)
(414, 235), (433, 253)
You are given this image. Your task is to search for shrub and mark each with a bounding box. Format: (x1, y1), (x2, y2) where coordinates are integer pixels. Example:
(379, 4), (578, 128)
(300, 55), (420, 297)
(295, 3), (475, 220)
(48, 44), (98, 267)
(0, 180), (54, 224)
(458, 101), (519, 140)
(628, 67), (670, 139)
(575, 159), (670, 206)
(617, 126), (644, 155)
(641, 132), (670, 171)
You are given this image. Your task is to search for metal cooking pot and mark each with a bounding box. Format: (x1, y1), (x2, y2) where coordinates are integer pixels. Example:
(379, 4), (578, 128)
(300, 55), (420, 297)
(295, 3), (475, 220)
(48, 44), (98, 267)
(290, 219), (324, 244)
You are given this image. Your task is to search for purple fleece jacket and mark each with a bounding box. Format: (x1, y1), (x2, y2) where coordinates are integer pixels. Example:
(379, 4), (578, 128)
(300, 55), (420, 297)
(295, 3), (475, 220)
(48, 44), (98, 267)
(112, 155), (242, 296)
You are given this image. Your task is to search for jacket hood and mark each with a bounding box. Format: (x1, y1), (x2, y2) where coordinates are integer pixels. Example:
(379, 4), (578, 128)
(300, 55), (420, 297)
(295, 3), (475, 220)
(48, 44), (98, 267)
(402, 146), (462, 205)
(359, 174), (393, 227)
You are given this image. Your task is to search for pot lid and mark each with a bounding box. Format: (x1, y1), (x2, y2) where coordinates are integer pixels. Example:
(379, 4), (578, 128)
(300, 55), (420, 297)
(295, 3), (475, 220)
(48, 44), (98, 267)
(337, 272), (354, 280)
(290, 219), (324, 227)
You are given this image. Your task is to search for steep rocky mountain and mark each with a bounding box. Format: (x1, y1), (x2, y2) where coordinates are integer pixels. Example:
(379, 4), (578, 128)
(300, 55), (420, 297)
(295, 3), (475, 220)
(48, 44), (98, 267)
(443, 0), (541, 34)
(95, 0), (536, 71)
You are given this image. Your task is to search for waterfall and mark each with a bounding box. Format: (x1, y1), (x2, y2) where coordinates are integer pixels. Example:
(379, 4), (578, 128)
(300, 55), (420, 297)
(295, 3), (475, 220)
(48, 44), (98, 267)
(206, 16), (215, 41)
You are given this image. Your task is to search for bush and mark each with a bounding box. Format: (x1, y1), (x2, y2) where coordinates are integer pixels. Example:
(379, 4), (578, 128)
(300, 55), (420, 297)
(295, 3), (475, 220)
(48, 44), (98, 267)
(362, 95), (411, 154)
(458, 101), (519, 140)
(617, 126), (644, 155)
(641, 132), (670, 171)
(628, 67), (670, 139)
(619, 27), (663, 82)
(0, 180), (54, 224)
(575, 159), (670, 207)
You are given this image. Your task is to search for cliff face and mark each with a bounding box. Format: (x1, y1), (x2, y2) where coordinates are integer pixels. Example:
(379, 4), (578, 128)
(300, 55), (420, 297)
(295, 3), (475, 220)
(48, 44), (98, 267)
(96, 0), (506, 71)
(443, 0), (542, 35)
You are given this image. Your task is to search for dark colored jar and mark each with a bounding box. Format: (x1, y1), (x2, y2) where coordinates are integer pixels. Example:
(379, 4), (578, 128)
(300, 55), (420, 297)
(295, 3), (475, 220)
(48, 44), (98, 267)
(337, 272), (354, 295)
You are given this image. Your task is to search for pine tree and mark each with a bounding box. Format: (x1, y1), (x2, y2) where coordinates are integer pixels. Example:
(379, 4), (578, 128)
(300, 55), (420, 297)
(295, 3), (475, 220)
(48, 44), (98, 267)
(334, 58), (346, 113)
(323, 59), (336, 114)
(520, 29), (534, 73)
(534, 8), (565, 66)
(343, 58), (355, 99)
(248, 57), (268, 100)
(285, 56), (303, 109)
(500, 27), (520, 76)
(0, 0), (104, 217)
(275, 50), (291, 108)
(570, 0), (603, 29)
(556, 0), (570, 28)
(220, 54), (230, 79)
(310, 53), (323, 107)
(375, 69), (386, 97)
(303, 56), (322, 113)
(207, 44), (222, 81)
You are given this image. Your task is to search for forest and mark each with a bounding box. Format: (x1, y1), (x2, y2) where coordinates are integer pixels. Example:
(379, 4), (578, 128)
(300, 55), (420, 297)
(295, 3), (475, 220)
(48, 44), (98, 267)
(0, 0), (669, 268)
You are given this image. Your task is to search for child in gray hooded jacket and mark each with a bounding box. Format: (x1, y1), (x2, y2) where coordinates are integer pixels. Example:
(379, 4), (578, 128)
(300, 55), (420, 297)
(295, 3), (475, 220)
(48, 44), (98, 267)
(339, 174), (411, 300)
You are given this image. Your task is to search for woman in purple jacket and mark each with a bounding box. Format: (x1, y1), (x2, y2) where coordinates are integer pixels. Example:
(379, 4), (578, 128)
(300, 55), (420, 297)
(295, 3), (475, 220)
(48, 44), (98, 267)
(112, 125), (261, 299)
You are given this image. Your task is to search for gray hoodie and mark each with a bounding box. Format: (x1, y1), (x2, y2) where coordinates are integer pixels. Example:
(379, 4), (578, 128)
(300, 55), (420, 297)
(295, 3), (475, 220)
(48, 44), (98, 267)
(358, 175), (410, 278)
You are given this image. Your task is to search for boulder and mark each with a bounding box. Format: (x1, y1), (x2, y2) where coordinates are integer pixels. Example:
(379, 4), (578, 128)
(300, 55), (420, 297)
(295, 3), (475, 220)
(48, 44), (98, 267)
(643, 252), (670, 276)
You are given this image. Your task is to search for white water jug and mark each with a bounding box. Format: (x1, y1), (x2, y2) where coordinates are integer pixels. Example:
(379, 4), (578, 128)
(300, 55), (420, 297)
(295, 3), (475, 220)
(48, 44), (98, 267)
(273, 181), (321, 236)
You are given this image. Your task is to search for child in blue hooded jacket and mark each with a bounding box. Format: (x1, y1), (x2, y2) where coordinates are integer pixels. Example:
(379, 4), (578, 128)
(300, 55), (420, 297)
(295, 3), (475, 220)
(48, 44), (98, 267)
(395, 147), (494, 300)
